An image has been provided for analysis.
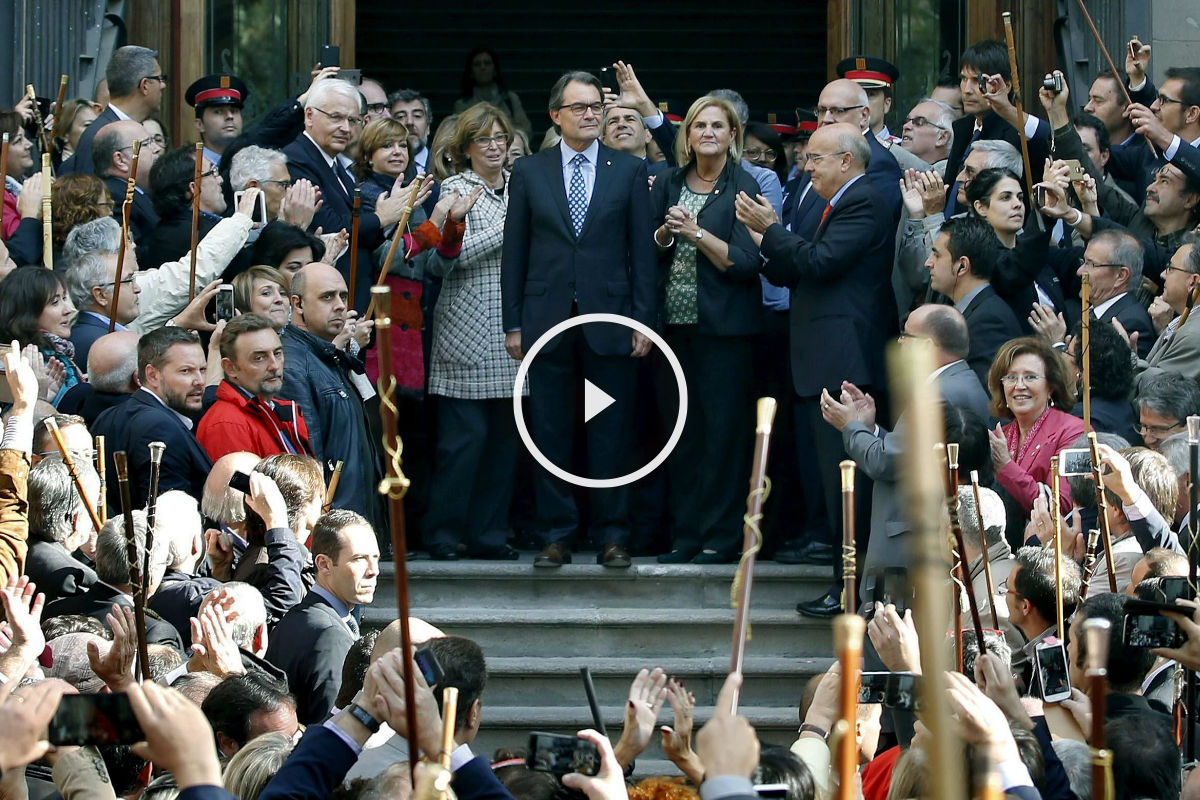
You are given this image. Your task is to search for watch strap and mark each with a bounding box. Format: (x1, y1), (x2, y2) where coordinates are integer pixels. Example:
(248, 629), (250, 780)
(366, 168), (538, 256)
(348, 702), (381, 733)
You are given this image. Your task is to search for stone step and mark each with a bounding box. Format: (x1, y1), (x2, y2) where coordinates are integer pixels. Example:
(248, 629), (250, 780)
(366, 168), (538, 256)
(382, 558), (833, 611)
(472, 704), (800, 765)
(480, 655), (833, 708)
(362, 606), (832, 659)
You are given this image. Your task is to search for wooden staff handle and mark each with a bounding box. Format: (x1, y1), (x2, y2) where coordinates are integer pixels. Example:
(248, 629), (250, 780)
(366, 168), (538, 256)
(970, 470), (1000, 629)
(44, 418), (102, 533)
(26, 85), (52, 162)
(1079, 529), (1102, 602)
(94, 436), (107, 524)
(188, 143), (203, 302)
(1084, 617), (1112, 800)
(113, 451), (150, 681)
(1086, 433), (1118, 593)
(730, 396), (777, 713)
(946, 444), (985, 659)
(1051, 456), (1065, 636)
(365, 176), (426, 319)
(833, 615), (865, 800)
(41, 154), (53, 269)
(1188, 416), (1200, 765)
(51, 75), (68, 163)
(1081, 273), (1092, 432)
(1180, 285), (1200, 328)
(439, 685), (459, 800)
(840, 460), (857, 614)
(348, 189), (361, 304)
(324, 460), (345, 512)
(109, 141), (140, 333)
(1001, 12), (1036, 200)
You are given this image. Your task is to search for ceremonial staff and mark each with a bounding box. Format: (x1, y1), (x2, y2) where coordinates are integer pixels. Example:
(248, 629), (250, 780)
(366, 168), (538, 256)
(892, 339), (964, 800)
(1181, 286), (1200, 329)
(113, 451), (150, 681)
(970, 469), (1000, 628)
(41, 154), (53, 270)
(143, 442), (165, 610)
(1086, 432), (1118, 593)
(1079, 529), (1102, 602)
(1081, 273), (1092, 431)
(323, 459), (344, 512)
(1188, 415), (1199, 765)
(0, 133), (9, 195)
(936, 444), (963, 670)
(832, 615), (864, 800)
(109, 140), (140, 333)
(946, 444), (985, 663)
(43, 418), (103, 533)
(188, 143), (203, 302)
(1001, 12), (1036, 200)
(365, 176), (426, 319)
(94, 436), (107, 524)
(372, 285), (419, 783)
(730, 397), (777, 714)
(1051, 457), (1066, 638)
(1084, 617), (1114, 800)
(438, 687), (459, 800)
(25, 85), (52, 163)
(348, 188), (361, 304)
(839, 460), (857, 614)
(52, 75), (68, 163)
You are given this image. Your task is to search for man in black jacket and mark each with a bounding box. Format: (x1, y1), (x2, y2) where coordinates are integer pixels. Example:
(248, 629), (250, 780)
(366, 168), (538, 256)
(91, 120), (164, 246)
(25, 456), (100, 605)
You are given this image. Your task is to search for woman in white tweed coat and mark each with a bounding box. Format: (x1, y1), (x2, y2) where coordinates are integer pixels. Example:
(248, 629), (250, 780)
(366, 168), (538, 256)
(425, 103), (524, 560)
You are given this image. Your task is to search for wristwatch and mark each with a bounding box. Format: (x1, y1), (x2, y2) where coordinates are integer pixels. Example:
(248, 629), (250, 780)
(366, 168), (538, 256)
(348, 702), (381, 733)
(799, 723), (829, 741)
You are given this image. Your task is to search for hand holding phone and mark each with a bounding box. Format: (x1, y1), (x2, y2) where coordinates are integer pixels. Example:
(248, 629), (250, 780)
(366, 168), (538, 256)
(1034, 637), (1072, 703)
(49, 692), (144, 745)
(527, 731), (600, 776)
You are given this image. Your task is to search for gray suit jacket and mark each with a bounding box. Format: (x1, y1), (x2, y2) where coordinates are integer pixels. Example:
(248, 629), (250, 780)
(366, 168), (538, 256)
(937, 360), (992, 422)
(1137, 313), (1200, 391)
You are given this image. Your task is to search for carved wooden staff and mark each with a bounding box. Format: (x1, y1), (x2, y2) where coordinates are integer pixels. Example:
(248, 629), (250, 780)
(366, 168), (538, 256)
(1084, 617), (1114, 800)
(1051, 456), (1066, 637)
(109, 140), (140, 333)
(1079, 529), (1102, 602)
(840, 460), (857, 614)
(832, 615), (865, 800)
(365, 176), (426, 319)
(946, 444), (985, 659)
(94, 435), (107, 523)
(438, 686), (459, 800)
(970, 469), (1000, 628)
(1081, 273), (1092, 431)
(44, 418), (102, 533)
(323, 459), (344, 512)
(188, 143), (203, 302)
(52, 75), (68, 162)
(113, 451), (150, 681)
(25, 85), (52, 163)
(373, 285), (418, 782)
(730, 397), (777, 714)
(143, 442), (165, 607)
(1000, 12), (1035, 198)
(348, 188), (361, 304)
(1086, 432), (1118, 593)
(41, 154), (53, 269)
(892, 339), (963, 800)
(1188, 415), (1199, 765)
(935, 444), (964, 670)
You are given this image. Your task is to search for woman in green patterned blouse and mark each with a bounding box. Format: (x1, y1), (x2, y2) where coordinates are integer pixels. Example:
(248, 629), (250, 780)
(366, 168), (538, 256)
(649, 95), (766, 564)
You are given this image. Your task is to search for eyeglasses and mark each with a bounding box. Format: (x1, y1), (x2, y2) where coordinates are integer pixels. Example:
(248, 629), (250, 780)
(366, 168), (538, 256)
(142, 74), (168, 85)
(903, 115), (947, 130)
(1000, 373), (1044, 386)
(312, 107), (364, 128)
(1079, 257), (1124, 270)
(558, 102), (604, 117)
(816, 104), (864, 117)
(1156, 93), (1185, 106)
(200, 166), (220, 179)
(997, 578), (1021, 598)
(807, 151), (848, 163)
(99, 276), (137, 288)
(36, 447), (95, 460)
(743, 147), (777, 161)
(471, 133), (511, 148)
(1139, 421), (1185, 437)
(366, 103), (389, 115)
(119, 136), (159, 152)
(1163, 265), (1196, 276)
(261, 179), (294, 189)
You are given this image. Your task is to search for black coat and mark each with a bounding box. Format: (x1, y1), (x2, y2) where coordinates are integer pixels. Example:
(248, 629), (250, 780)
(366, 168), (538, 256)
(44, 581), (185, 652)
(103, 176), (161, 249)
(147, 569), (222, 642)
(24, 539), (98, 606)
(138, 211), (219, 271)
(649, 161), (762, 336)
(1097, 292), (1157, 360)
(960, 284), (1023, 386)
(944, 110), (1052, 202)
(263, 590), (357, 724)
(56, 384), (131, 429)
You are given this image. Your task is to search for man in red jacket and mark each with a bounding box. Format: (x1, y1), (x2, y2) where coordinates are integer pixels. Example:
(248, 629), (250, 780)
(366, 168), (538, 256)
(198, 313), (313, 461)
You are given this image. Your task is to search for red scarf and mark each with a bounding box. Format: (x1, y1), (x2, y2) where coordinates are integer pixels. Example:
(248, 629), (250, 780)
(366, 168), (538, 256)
(1005, 407), (1051, 464)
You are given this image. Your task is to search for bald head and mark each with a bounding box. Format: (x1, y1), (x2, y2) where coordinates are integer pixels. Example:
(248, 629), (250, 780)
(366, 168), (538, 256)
(289, 262), (349, 341)
(370, 617), (446, 663)
(804, 123), (869, 201)
(92, 120), (158, 185)
(87, 331), (141, 394)
(818, 80), (871, 132)
(904, 303), (970, 365)
(201, 451), (261, 526)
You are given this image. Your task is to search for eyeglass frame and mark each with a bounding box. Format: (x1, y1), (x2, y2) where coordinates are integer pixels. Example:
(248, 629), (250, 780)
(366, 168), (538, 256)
(806, 151), (849, 163)
(556, 102), (604, 117)
(142, 74), (168, 85)
(815, 104), (865, 117)
(902, 115), (948, 130)
(743, 147), (778, 161)
(1078, 257), (1125, 270)
(311, 106), (364, 128)
(1000, 373), (1045, 386)
(470, 133), (511, 149)
(1138, 420), (1185, 437)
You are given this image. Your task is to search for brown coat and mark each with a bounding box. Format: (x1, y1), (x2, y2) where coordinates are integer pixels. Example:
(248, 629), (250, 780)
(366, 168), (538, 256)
(0, 449), (31, 586)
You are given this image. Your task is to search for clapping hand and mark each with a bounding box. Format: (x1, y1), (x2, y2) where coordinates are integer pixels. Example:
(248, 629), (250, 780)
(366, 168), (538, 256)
(86, 604), (136, 692)
(661, 679), (703, 783)
(1027, 303), (1067, 344)
(614, 667), (669, 767)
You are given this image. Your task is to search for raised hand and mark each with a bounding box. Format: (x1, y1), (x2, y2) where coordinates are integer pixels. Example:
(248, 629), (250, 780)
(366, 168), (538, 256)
(867, 604), (922, 673)
(280, 178), (322, 229)
(235, 186), (263, 218)
(695, 672), (759, 779)
(450, 186), (484, 222)
(0, 681), (65, 771)
(172, 280), (222, 332)
(1027, 303), (1067, 344)
(562, 729), (629, 800)
(899, 170), (925, 218)
(188, 603), (245, 678)
(614, 667), (669, 766)
(944, 671), (1020, 762)
(319, 228), (349, 265)
(127, 681), (223, 789)
(87, 604), (136, 692)
(734, 191), (778, 234)
(661, 679), (702, 783)
(5, 342), (39, 415)
(245, 471), (289, 532)
(1124, 37), (1151, 85)
(612, 61), (657, 117)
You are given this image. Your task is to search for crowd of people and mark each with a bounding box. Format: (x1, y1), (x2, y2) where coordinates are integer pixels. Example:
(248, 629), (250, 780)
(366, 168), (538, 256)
(0, 23), (1199, 800)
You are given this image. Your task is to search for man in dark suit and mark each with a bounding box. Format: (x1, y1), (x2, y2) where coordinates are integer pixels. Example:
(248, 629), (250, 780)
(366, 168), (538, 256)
(91, 120), (163, 246)
(736, 123), (896, 614)
(60, 45), (164, 177)
(925, 216), (1023, 387)
(1076, 229), (1156, 357)
(92, 327), (213, 510)
(57, 331), (139, 426)
(500, 70), (656, 568)
(282, 78), (409, 312)
(64, 250), (142, 373)
(26, 456), (100, 605)
(264, 509), (379, 724)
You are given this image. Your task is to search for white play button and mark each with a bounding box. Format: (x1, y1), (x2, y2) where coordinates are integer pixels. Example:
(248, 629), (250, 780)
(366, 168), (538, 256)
(583, 379), (615, 423)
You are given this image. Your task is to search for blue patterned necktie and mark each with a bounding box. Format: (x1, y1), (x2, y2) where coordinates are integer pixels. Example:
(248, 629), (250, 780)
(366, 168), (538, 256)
(568, 153), (588, 235)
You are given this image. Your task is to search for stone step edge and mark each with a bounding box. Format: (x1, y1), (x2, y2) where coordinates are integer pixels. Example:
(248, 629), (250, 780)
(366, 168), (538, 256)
(364, 607), (822, 625)
(482, 655), (834, 676)
(388, 561), (830, 579)
(478, 705), (800, 727)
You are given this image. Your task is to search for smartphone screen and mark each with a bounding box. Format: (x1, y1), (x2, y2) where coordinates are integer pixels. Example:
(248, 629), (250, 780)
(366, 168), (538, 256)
(1035, 639), (1072, 702)
(526, 732), (599, 776)
(49, 693), (144, 746)
(216, 284), (236, 322)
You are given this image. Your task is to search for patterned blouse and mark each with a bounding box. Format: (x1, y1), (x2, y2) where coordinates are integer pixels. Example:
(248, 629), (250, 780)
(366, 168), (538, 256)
(664, 185), (709, 325)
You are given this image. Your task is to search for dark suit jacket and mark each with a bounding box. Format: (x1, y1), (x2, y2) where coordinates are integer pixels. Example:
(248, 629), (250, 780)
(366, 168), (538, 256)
(961, 284), (1023, 386)
(501, 142), (656, 357)
(944, 110), (1052, 202)
(44, 581), (185, 651)
(24, 539), (98, 605)
(761, 175), (897, 396)
(263, 589), (357, 724)
(139, 211), (219, 270)
(59, 105), (119, 177)
(282, 134), (385, 312)
(5, 217), (42, 266)
(92, 389), (213, 511)
(56, 384), (131, 428)
(1097, 292), (1156, 359)
(649, 160), (762, 335)
(147, 569), (222, 642)
(782, 131), (903, 240)
(68, 313), (111, 374)
(103, 176), (160, 247)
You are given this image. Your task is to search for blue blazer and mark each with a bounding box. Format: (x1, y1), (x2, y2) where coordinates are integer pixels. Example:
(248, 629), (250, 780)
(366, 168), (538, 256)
(783, 131), (903, 239)
(68, 312), (111, 373)
(501, 143), (656, 357)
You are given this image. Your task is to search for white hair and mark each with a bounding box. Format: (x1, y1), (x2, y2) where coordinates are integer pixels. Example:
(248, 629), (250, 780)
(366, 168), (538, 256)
(65, 251), (118, 310)
(229, 146), (288, 192)
(156, 490), (203, 568)
(972, 139), (1023, 178)
(957, 485), (1007, 550)
(304, 78), (361, 111)
(917, 98), (957, 135)
(62, 216), (122, 265)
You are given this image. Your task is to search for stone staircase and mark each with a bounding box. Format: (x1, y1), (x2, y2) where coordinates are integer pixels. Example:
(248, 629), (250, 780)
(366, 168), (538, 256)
(367, 556), (836, 775)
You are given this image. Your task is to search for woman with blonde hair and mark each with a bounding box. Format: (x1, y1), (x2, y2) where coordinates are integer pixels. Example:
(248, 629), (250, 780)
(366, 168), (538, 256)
(232, 265), (291, 330)
(50, 98), (98, 167)
(650, 94), (763, 564)
(222, 732), (294, 800)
